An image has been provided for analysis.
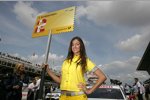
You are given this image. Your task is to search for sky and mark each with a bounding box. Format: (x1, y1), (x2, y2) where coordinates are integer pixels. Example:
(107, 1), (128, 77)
(0, 1), (150, 85)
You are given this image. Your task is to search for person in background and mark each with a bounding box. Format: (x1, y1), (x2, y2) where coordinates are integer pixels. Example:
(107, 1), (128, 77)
(145, 84), (150, 100)
(0, 68), (10, 100)
(35, 76), (41, 100)
(0, 74), (6, 100)
(5, 63), (29, 100)
(124, 83), (131, 99)
(27, 78), (37, 100)
(43, 36), (107, 100)
(134, 78), (144, 100)
(131, 83), (138, 100)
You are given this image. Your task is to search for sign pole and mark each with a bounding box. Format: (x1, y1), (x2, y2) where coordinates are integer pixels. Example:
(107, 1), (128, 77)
(38, 30), (52, 100)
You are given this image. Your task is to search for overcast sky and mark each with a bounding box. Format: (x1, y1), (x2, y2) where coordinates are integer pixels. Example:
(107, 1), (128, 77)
(0, 1), (149, 85)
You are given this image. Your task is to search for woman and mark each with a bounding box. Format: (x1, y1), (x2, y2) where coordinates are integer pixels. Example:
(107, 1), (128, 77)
(5, 63), (29, 100)
(45, 36), (107, 100)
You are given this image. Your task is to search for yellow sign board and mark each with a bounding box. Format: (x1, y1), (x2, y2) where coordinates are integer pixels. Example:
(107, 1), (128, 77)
(32, 6), (75, 38)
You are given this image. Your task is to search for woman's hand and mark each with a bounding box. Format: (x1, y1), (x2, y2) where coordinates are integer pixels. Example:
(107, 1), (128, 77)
(77, 82), (93, 94)
(42, 63), (49, 69)
(43, 63), (61, 83)
(78, 82), (86, 91)
(77, 82), (91, 94)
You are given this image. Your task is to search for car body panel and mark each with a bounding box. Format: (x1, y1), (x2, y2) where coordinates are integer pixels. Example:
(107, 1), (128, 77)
(88, 85), (126, 100)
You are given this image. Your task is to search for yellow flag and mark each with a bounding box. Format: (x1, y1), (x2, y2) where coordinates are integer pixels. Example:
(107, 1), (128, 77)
(32, 6), (75, 38)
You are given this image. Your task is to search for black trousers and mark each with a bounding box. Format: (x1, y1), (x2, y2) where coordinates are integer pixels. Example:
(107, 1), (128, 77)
(137, 94), (143, 100)
(35, 90), (39, 100)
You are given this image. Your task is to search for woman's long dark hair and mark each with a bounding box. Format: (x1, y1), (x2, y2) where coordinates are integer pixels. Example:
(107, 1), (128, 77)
(66, 36), (87, 72)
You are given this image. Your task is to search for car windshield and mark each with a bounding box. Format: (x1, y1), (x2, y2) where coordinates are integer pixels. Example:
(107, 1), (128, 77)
(88, 88), (124, 99)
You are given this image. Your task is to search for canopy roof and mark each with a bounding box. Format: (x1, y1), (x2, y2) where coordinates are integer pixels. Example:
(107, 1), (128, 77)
(137, 42), (150, 75)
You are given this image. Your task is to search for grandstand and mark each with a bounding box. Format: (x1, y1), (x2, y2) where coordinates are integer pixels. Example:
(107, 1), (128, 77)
(0, 52), (60, 81)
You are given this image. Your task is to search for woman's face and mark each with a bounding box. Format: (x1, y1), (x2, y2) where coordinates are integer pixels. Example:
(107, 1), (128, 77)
(19, 64), (25, 72)
(72, 39), (81, 55)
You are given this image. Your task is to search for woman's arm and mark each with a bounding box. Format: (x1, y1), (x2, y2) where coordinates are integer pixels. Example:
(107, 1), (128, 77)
(78, 68), (107, 94)
(85, 68), (107, 94)
(46, 65), (61, 84)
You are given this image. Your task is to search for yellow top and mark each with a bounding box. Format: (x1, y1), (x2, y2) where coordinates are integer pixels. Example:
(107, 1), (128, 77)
(60, 55), (95, 91)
